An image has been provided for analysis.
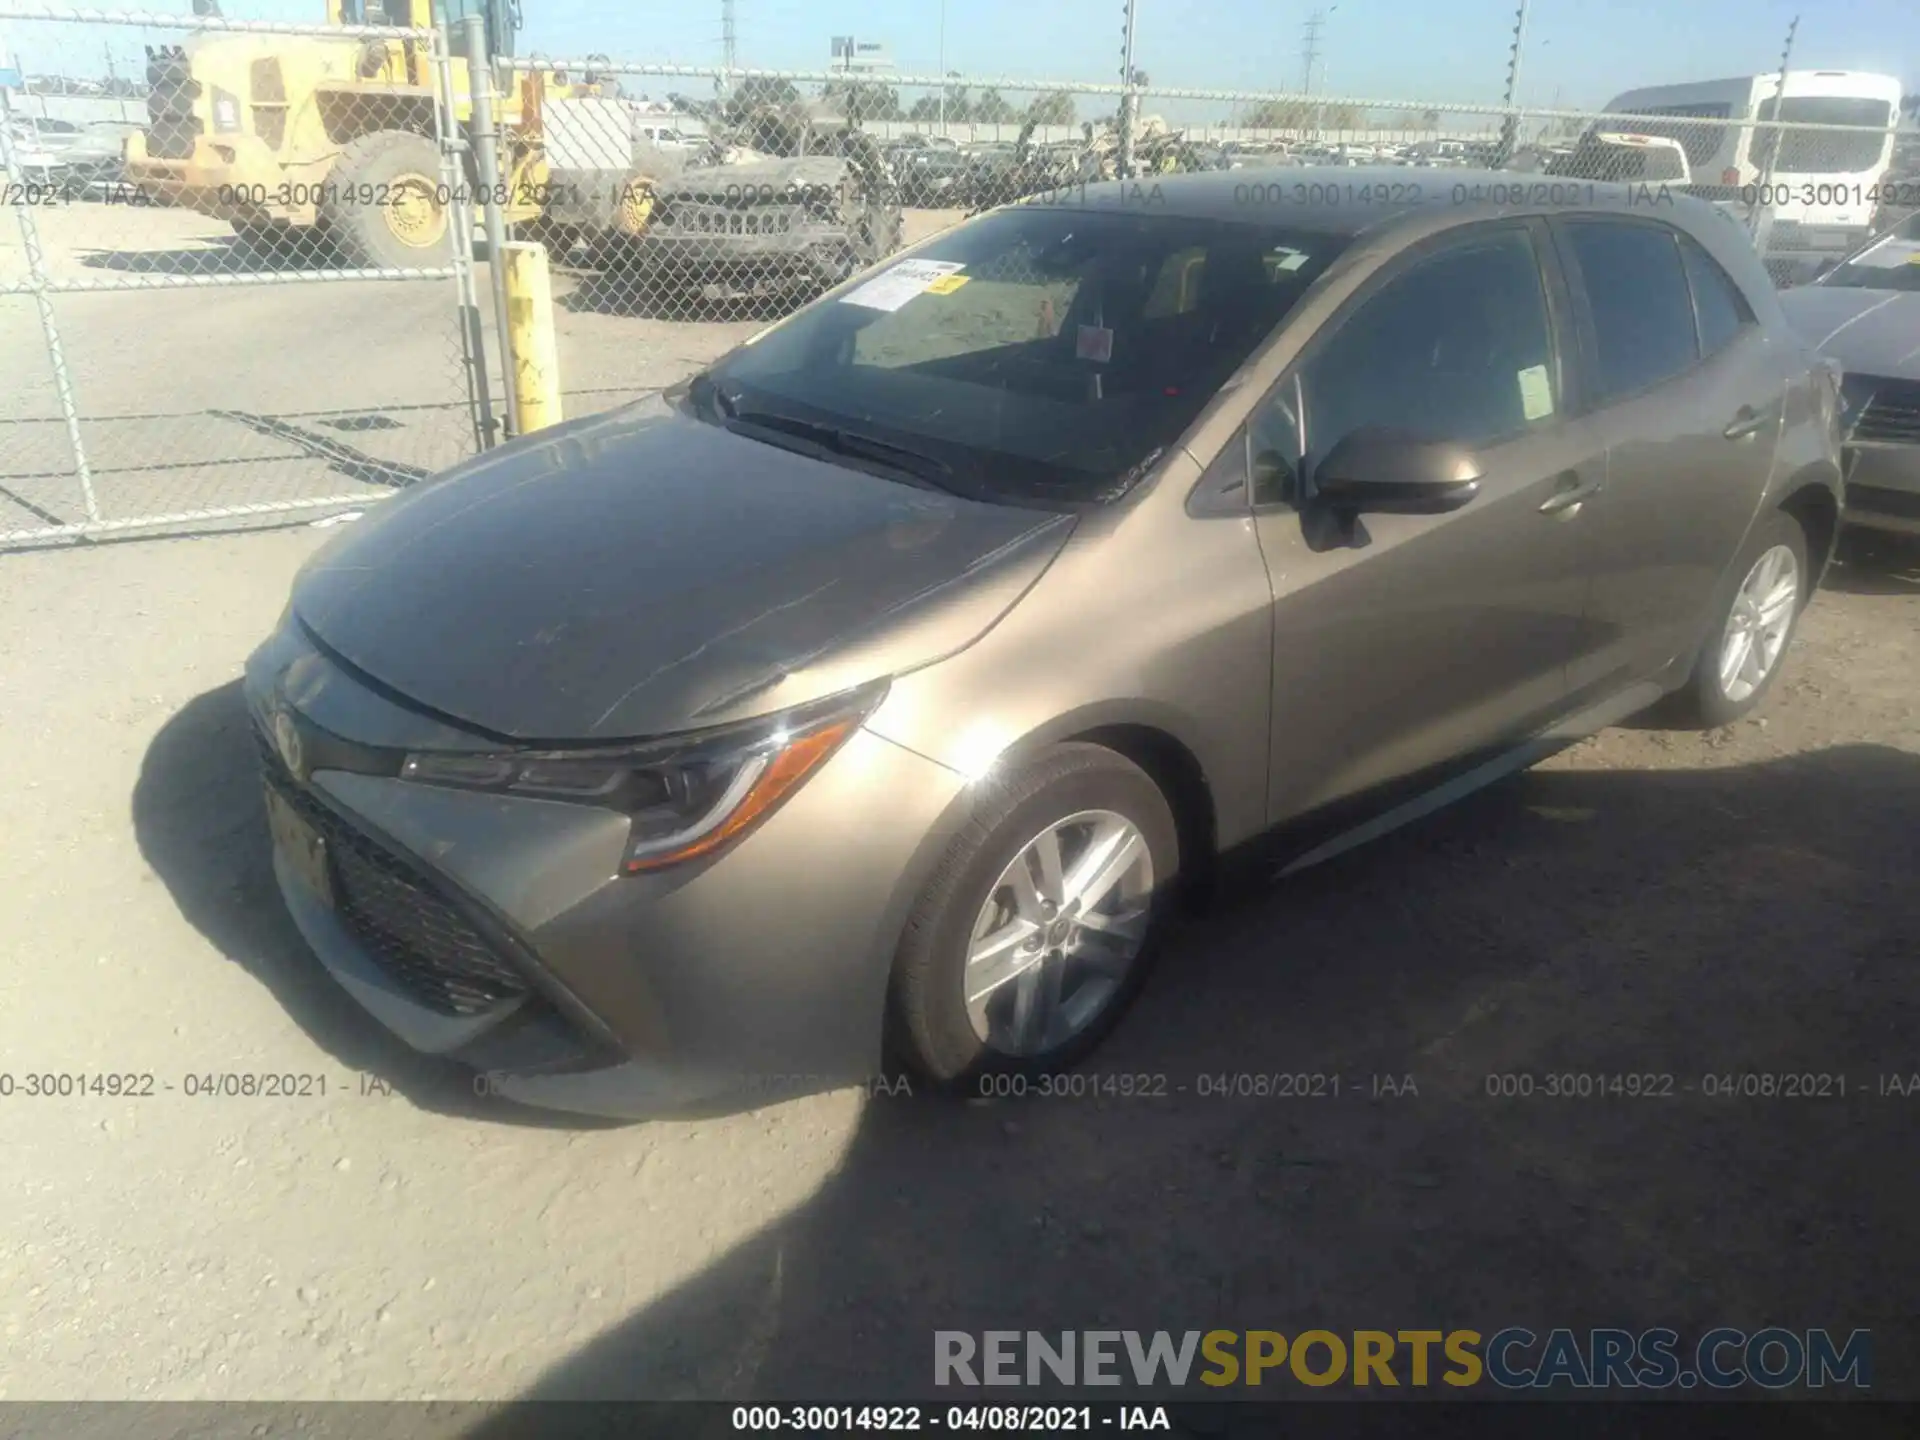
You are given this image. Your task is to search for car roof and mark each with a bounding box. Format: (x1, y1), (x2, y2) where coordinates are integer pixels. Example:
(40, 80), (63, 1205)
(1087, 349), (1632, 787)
(1020, 164), (1725, 240)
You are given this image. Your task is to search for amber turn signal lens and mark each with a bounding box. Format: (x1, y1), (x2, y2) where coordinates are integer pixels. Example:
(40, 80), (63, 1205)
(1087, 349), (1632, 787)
(624, 717), (859, 872)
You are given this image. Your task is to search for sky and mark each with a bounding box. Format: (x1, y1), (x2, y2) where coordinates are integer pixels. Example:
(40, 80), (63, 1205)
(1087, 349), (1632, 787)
(4, 0), (1915, 120)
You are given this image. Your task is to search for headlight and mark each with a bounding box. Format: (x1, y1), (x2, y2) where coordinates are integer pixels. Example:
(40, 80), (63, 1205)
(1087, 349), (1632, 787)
(401, 680), (887, 872)
(212, 89), (242, 133)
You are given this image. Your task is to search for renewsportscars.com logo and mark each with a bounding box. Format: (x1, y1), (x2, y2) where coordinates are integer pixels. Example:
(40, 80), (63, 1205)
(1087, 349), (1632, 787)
(934, 1328), (1872, 1390)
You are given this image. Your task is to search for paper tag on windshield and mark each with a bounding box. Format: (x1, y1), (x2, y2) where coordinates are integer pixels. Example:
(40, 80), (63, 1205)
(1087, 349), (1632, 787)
(1076, 325), (1114, 362)
(924, 273), (971, 294)
(1517, 364), (1554, 421)
(840, 260), (966, 311)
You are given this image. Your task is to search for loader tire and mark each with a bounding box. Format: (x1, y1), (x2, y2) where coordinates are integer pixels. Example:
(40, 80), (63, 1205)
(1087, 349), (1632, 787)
(320, 130), (452, 269)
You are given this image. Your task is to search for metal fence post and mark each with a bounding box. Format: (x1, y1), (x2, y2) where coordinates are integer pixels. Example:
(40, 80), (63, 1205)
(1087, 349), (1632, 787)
(461, 12), (522, 441)
(1750, 15), (1800, 245)
(1118, 0), (1139, 180)
(0, 84), (99, 524)
(431, 25), (499, 451)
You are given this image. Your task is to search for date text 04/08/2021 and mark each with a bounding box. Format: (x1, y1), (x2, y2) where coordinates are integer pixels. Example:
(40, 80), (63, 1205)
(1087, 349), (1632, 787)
(0, 1071), (389, 1098)
(730, 1404), (1172, 1431)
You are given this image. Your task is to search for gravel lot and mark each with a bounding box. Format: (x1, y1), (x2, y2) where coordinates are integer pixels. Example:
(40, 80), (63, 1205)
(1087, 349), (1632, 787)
(3, 198), (1919, 1417)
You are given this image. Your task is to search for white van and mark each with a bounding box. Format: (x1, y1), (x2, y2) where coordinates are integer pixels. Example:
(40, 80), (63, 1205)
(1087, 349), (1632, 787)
(1598, 71), (1904, 283)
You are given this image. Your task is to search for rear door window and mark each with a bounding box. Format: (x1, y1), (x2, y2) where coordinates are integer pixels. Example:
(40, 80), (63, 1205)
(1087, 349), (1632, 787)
(1560, 220), (1701, 403)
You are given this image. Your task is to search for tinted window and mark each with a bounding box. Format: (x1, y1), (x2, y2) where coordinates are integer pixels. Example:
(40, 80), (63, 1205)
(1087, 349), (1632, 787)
(1564, 221), (1699, 401)
(704, 209), (1348, 507)
(1302, 228), (1559, 464)
(1752, 97), (1893, 174)
(1680, 236), (1754, 355)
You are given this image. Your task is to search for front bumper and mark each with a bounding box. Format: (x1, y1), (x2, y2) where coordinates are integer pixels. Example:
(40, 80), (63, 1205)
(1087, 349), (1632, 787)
(1842, 445), (1920, 537)
(244, 636), (971, 1118)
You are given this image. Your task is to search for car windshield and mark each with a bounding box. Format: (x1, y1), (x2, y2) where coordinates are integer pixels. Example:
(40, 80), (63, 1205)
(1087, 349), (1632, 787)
(692, 206), (1347, 507)
(1817, 211), (1920, 291)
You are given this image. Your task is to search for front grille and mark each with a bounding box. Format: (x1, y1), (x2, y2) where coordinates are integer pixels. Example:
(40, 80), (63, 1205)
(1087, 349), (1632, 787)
(662, 202), (799, 236)
(1851, 377), (1920, 445)
(145, 46), (201, 160)
(256, 728), (531, 1017)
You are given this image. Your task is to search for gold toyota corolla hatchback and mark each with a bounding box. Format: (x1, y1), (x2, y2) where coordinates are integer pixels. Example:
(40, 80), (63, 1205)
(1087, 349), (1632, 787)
(247, 170), (1844, 1115)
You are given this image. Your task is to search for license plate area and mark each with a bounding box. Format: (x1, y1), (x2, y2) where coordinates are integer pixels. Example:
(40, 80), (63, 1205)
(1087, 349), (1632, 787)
(265, 783), (335, 909)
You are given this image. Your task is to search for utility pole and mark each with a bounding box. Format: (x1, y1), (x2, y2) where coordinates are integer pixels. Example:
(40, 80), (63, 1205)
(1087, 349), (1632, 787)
(1495, 0), (1531, 167)
(1301, 9), (1322, 96)
(1751, 14), (1798, 245)
(937, 0), (946, 131)
(719, 0), (735, 100)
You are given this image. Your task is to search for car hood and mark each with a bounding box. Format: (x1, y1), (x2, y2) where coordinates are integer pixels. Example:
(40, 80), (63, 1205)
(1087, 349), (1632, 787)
(661, 156), (849, 202)
(1776, 287), (1920, 379)
(291, 399), (1073, 742)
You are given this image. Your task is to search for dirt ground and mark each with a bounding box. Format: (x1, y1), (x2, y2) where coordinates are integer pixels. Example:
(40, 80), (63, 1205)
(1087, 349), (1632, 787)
(2, 500), (1917, 1412)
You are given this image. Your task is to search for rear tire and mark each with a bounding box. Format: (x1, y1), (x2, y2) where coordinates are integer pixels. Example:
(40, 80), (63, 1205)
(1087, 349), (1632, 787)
(319, 130), (452, 269)
(1671, 508), (1810, 728)
(888, 743), (1180, 1093)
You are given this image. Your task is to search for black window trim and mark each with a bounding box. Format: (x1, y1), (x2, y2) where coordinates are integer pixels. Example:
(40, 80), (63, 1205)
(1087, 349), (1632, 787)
(1547, 213), (1713, 410)
(1267, 217), (1573, 510)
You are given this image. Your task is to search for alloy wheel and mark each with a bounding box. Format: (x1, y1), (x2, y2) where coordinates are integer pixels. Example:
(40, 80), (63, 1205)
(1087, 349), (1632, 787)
(963, 809), (1155, 1059)
(1717, 542), (1800, 704)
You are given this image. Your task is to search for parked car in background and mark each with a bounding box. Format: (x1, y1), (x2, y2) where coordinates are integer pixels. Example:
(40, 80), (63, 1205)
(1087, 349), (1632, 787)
(1546, 131), (1693, 184)
(1777, 209), (1920, 536)
(55, 119), (143, 196)
(4, 113), (79, 186)
(890, 139), (970, 207)
(246, 169), (1842, 1117)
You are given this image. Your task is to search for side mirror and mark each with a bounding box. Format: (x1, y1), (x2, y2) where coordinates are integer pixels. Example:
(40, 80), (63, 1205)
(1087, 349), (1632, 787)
(1312, 429), (1483, 515)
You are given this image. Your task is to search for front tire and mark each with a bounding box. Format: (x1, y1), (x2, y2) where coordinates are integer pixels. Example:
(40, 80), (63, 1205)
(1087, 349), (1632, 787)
(1673, 508), (1810, 728)
(889, 743), (1180, 1090)
(319, 130), (452, 269)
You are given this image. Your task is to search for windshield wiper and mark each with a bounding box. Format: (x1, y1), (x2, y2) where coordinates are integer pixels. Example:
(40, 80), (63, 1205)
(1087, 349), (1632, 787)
(724, 409), (959, 491)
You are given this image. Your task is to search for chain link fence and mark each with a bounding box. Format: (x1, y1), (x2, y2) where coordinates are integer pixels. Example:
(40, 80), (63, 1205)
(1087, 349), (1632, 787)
(0, 6), (490, 547)
(490, 59), (1915, 428)
(5, 6), (1915, 546)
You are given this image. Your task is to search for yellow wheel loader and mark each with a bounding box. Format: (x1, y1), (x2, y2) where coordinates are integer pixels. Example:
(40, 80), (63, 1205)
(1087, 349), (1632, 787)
(122, 0), (600, 267)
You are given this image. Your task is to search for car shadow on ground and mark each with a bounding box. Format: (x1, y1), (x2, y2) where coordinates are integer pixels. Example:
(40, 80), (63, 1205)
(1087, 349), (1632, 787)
(441, 742), (1919, 1418)
(130, 680), (619, 1129)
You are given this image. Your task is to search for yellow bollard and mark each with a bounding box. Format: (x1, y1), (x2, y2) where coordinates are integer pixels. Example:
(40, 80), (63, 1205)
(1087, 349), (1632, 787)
(501, 240), (563, 434)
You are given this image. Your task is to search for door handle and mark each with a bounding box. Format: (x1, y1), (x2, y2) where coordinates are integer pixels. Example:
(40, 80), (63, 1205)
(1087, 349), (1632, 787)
(1723, 405), (1772, 440)
(1538, 471), (1603, 515)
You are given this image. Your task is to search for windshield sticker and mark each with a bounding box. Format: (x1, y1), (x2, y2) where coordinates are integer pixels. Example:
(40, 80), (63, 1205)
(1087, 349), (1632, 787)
(840, 259), (967, 311)
(1517, 364), (1554, 421)
(1076, 325), (1115, 363)
(924, 273), (971, 294)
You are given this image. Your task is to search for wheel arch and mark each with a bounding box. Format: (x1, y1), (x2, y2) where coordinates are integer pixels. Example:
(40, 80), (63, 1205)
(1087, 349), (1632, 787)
(1774, 466), (1842, 593)
(317, 90), (437, 149)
